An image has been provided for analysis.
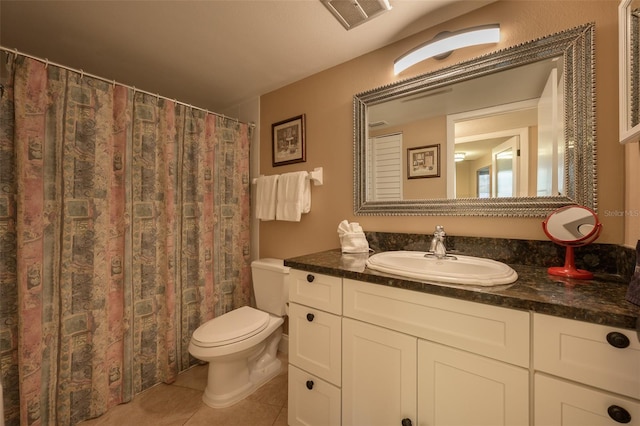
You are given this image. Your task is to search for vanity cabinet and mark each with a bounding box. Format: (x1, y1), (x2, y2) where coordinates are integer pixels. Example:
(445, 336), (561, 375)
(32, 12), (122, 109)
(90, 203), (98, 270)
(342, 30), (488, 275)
(533, 313), (640, 425)
(287, 268), (639, 426)
(288, 270), (342, 426)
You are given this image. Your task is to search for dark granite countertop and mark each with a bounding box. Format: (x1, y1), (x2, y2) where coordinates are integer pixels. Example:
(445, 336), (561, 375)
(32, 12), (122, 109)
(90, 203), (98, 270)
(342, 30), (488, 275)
(285, 248), (640, 331)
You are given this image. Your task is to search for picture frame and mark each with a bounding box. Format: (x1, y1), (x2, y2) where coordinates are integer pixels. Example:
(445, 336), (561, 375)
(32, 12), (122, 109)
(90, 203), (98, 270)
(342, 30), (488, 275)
(407, 144), (440, 179)
(272, 114), (306, 167)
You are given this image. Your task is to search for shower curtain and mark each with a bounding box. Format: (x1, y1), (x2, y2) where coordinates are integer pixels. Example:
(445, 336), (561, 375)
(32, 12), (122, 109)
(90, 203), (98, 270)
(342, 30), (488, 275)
(0, 52), (252, 426)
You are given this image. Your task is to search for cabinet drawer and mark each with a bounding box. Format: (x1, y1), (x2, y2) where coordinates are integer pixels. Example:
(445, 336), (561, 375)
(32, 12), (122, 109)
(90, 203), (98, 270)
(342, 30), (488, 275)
(535, 373), (640, 425)
(533, 313), (640, 399)
(343, 279), (530, 367)
(289, 365), (341, 426)
(289, 302), (341, 385)
(290, 269), (342, 314)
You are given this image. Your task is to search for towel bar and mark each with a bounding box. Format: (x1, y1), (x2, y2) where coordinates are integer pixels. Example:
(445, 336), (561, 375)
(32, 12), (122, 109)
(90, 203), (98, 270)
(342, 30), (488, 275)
(252, 167), (323, 186)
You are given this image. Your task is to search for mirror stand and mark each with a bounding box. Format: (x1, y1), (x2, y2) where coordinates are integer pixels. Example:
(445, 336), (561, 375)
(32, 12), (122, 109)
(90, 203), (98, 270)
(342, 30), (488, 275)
(542, 205), (602, 280)
(547, 245), (597, 280)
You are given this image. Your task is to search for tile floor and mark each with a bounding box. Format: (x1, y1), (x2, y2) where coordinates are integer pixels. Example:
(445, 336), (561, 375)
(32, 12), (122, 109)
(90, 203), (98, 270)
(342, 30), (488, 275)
(79, 352), (288, 426)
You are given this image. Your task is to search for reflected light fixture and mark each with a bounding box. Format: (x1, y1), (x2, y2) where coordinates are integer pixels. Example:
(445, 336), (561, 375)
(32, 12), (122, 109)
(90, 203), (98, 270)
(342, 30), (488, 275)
(454, 152), (466, 162)
(394, 24), (500, 75)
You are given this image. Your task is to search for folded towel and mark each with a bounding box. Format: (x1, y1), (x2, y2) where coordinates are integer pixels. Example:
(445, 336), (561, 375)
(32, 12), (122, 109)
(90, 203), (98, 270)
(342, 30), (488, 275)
(337, 220), (370, 253)
(276, 171), (310, 221)
(255, 175), (279, 221)
(340, 253), (369, 272)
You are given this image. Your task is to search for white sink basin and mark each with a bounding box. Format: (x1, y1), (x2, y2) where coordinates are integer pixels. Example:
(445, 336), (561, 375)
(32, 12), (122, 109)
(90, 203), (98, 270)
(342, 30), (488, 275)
(365, 251), (518, 286)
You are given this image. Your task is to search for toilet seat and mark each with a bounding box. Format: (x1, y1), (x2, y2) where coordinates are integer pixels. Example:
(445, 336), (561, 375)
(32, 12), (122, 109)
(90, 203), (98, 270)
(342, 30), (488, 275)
(191, 306), (269, 348)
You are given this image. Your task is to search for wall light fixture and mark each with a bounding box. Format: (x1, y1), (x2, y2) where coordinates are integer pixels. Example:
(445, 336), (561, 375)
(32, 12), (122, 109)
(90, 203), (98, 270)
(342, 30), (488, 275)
(394, 24), (500, 75)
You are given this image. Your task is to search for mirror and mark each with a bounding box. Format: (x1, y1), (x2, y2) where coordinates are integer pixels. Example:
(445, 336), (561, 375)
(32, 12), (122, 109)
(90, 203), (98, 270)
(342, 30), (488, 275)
(619, 0), (640, 143)
(542, 205), (601, 279)
(354, 24), (595, 216)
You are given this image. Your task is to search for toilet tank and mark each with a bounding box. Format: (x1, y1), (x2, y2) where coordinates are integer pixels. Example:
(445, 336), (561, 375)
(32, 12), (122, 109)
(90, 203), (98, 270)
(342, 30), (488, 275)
(251, 258), (290, 316)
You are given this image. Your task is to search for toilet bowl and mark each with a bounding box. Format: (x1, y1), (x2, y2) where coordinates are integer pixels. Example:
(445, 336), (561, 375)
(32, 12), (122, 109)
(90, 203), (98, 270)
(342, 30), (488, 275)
(188, 258), (289, 408)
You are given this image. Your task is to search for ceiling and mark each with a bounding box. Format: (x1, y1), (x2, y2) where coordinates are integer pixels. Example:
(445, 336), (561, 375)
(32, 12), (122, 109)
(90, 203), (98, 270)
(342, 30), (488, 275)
(0, 0), (493, 114)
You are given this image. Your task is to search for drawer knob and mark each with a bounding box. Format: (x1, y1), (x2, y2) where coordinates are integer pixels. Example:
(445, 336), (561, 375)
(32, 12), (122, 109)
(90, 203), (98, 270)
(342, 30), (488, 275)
(608, 405), (631, 423)
(306, 313), (315, 322)
(306, 274), (315, 283)
(401, 419), (413, 426)
(607, 331), (630, 349)
(306, 380), (314, 390)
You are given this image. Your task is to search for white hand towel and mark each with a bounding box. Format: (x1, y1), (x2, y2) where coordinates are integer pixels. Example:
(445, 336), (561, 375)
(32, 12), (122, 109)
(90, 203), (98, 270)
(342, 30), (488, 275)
(255, 175), (279, 221)
(276, 171), (310, 221)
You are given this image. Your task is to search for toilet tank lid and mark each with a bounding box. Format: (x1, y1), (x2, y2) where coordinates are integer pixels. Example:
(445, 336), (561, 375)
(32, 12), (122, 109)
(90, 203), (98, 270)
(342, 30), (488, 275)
(251, 258), (290, 274)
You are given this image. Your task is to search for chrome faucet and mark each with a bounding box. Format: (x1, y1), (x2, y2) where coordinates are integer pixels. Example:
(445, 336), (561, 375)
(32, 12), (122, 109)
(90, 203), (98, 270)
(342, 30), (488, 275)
(429, 225), (448, 259)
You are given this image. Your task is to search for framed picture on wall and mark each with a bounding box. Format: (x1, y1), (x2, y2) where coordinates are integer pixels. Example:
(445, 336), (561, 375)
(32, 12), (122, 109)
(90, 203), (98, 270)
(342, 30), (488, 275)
(407, 144), (440, 179)
(272, 114), (306, 166)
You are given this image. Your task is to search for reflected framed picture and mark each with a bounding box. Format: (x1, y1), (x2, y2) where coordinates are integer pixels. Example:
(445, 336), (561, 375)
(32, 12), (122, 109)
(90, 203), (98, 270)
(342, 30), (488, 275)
(407, 144), (440, 179)
(272, 114), (306, 167)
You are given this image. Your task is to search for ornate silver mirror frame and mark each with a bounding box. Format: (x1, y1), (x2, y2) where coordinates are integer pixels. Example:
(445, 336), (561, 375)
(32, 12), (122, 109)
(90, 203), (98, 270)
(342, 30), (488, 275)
(354, 23), (595, 217)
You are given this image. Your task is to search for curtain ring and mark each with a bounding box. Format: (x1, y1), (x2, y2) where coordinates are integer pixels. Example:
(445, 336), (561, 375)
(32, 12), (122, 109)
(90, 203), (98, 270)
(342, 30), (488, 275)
(44, 58), (49, 69)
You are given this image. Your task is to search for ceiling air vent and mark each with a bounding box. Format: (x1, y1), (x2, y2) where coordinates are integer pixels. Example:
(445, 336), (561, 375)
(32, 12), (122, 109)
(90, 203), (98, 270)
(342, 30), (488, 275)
(321, 0), (392, 30)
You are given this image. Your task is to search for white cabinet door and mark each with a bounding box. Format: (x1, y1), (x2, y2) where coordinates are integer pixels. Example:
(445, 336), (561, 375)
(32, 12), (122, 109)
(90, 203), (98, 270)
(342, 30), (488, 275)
(289, 302), (342, 386)
(342, 318), (417, 426)
(289, 365), (341, 426)
(418, 340), (529, 426)
(535, 373), (640, 426)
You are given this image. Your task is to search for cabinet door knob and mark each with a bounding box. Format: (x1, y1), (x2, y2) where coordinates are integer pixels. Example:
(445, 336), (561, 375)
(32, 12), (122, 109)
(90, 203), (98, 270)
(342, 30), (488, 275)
(608, 405), (632, 423)
(306, 274), (315, 283)
(607, 331), (630, 349)
(401, 419), (412, 426)
(306, 313), (315, 322)
(306, 380), (314, 390)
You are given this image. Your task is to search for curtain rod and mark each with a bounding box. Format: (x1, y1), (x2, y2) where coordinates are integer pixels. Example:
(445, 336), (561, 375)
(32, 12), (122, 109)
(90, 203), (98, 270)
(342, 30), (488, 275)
(0, 46), (255, 128)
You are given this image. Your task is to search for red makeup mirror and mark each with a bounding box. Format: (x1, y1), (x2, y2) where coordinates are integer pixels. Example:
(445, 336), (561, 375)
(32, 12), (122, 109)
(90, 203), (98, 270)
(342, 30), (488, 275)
(542, 205), (602, 279)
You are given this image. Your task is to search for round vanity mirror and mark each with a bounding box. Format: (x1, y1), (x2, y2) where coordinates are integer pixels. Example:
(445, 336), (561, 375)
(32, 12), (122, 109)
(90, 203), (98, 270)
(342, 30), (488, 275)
(542, 205), (602, 279)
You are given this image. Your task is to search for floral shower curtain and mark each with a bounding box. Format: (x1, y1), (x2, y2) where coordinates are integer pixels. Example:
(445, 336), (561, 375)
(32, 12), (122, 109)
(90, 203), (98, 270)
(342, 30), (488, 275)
(0, 52), (252, 425)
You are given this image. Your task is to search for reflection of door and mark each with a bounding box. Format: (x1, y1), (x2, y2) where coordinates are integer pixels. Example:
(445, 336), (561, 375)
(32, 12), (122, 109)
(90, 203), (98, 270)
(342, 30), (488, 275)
(537, 68), (564, 196)
(492, 137), (518, 197)
(477, 166), (491, 198)
(367, 133), (403, 201)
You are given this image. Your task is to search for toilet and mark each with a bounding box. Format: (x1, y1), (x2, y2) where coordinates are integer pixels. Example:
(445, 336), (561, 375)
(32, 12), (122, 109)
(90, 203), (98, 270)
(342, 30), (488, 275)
(188, 258), (289, 408)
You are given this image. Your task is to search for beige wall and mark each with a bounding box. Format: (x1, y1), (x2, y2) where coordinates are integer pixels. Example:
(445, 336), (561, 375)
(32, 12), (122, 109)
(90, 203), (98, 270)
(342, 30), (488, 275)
(259, 0), (631, 260)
